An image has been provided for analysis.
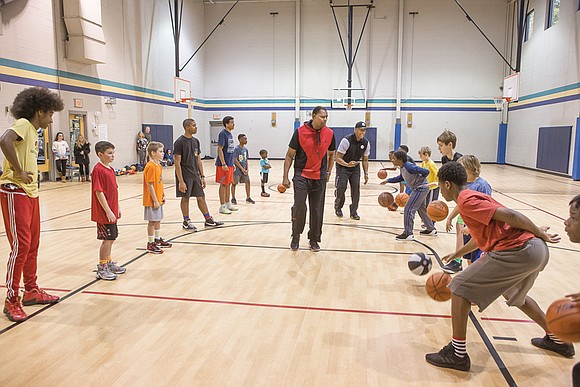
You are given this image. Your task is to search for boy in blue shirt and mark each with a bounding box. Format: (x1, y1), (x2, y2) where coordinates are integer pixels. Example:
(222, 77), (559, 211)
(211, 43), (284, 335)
(259, 149), (271, 197)
(231, 133), (254, 204)
(381, 150), (436, 240)
(215, 116), (238, 214)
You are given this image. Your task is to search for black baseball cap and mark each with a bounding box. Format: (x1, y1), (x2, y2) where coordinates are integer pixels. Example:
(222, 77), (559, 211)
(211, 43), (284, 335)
(355, 121), (366, 128)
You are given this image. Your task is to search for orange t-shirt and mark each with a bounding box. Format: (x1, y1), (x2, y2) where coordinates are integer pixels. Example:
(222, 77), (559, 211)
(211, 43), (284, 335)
(143, 161), (164, 206)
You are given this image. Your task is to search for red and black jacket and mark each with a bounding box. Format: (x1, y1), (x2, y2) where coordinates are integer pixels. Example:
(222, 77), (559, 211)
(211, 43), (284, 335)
(289, 121), (336, 180)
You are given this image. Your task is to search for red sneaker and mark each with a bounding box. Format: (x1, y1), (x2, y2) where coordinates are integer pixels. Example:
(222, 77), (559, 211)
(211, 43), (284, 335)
(22, 288), (60, 306)
(4, 298), (27, 322)
(155, 238), (172, 248)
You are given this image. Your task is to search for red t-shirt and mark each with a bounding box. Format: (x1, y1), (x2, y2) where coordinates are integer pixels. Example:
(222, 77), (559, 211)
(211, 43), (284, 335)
(91, 162), (119, 224)
(457, 190), (534, 252)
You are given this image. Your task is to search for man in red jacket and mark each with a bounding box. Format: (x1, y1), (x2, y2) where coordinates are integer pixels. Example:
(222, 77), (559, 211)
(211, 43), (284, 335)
(282, 106), (335, 252)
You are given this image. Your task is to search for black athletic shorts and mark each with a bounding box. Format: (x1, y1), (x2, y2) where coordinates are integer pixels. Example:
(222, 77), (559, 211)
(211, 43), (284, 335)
(97, 223), (118, 240)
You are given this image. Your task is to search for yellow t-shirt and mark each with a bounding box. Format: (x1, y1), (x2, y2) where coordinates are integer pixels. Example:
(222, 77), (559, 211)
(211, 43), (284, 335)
(421, 159), (439, 190)
(0, 118), (39, 197)
(142, 161), (164, 206)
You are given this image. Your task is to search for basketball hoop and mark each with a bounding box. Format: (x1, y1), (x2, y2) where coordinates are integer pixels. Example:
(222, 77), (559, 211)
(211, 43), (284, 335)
(180, 98), (195, 118)
(493, 96), (510, 111)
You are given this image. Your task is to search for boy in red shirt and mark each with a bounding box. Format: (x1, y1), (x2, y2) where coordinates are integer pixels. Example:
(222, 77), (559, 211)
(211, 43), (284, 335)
(91, 141), (126, 280)
(426, 162), (574, 372)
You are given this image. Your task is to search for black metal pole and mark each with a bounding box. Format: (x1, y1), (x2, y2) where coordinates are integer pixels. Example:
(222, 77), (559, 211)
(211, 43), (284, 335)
(515, 0), (527, 72)
(175, 0), (180, 77)
(347, 5), (353, 105)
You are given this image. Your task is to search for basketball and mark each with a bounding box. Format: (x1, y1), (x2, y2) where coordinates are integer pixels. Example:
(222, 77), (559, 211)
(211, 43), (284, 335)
(277, 184), (286, 193)
(395, 193), (409, 207)
(425, 272), (452, 301)
(378, 192), (394, 208)
(408, 252), (432, 276)
(377, 169), (388, 179)
(427, 200), (449, 222)
(546, 299), (580, 342)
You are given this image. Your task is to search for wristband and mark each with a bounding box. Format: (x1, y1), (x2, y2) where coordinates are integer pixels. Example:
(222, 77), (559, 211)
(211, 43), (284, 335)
(200, 175), (205, 178)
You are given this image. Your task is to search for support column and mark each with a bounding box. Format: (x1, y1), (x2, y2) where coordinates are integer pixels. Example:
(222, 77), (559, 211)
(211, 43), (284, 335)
(497, 123), (507, 164)
(572, 117), (580, 180)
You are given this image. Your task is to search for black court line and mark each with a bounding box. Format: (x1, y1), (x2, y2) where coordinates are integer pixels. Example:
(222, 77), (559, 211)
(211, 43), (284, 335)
(470, 313), (517, 386)
(493, 336), (518, 342)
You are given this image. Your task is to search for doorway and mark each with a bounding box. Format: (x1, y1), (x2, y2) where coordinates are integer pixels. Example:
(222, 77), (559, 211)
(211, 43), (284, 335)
(209, 121), (223, 159)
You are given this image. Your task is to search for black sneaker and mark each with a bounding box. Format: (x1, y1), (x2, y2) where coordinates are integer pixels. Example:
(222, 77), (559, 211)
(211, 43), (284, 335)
(231, 198), (237, 205)
(442, 260), (463, 274)
(531, 335), (575, 358)
(350, 213), (360, 220)
(395, 232), (414, 241)
(246, 198), (255, 204)
(420, 229), (438, 236)
(309, 240), (321, 252)
(425, 342), (471, 372)
(205, 218), (224, 227)
(335, 208), (343, 218)
(290, 236), (300, 251)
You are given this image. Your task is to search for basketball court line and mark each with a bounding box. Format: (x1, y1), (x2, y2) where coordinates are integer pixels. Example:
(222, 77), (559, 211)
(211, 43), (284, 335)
(492, 189), (566, 221)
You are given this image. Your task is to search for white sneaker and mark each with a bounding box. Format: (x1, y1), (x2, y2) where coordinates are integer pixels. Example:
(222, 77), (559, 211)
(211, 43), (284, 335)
(226, 202), (238, 211)
(219, 204), (232, 214)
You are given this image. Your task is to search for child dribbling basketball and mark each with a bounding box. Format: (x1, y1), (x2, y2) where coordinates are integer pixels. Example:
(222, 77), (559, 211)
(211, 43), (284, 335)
(425, 162), (574, 372)
(91, 141), (126, 280)
(443, 155), (492, 272)
(143, 141), (172, 254)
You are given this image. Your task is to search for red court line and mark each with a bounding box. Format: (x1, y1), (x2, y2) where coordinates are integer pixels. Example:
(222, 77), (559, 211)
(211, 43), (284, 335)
(80, 290), (533, 323)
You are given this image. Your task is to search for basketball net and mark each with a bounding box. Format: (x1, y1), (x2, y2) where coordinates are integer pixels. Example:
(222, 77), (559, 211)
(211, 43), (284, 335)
(181, 98), (195, 118)
(493, 96), (510, 111)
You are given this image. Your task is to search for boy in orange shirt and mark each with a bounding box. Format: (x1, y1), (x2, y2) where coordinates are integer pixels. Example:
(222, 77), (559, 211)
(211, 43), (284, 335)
(143, 142), (172, 254)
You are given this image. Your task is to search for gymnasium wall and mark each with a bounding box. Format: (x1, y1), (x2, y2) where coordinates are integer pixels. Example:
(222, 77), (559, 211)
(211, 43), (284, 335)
(0, 0), (206, 169)
(506, 0), (580, 173)
(0, 0), (578, 175)
(203, 0), (507, 160)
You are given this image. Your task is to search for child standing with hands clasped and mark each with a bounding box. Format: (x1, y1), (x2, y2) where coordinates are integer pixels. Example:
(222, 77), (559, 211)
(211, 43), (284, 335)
(143, 141), (172, 254)
(91, 141), (126, 280)
(259, 149), (271, 197)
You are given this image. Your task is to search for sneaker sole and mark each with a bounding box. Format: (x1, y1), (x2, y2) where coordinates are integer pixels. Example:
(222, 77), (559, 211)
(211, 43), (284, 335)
(425, 358), (470, 372)
(182, 227), (198, 232)
(3, 309), (27, 322)
(395, 237), (415, 241)
(22, 299), (59, 306)
(96, 274), (117, 280)
(147, 250), (164, 254)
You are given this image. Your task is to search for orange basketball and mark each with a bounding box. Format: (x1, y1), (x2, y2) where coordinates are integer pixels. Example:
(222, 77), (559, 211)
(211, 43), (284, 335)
(427, 200), (449, 222)
(277, 184), (287, 193)
(395, 193), (409, 207)
(377, 169), (388, 179)
(378, 192), (394, 208)
(546, 299), (580, 342)
(425, 272), (452, 301)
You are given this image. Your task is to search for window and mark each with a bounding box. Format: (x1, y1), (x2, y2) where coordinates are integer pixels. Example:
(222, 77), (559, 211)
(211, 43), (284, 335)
(524, 10), (534, 41)
(547, 0), (560, 28)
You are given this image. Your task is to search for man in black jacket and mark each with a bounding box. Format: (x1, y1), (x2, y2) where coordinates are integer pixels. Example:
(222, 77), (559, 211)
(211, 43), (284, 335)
(334, 121), (370, 220)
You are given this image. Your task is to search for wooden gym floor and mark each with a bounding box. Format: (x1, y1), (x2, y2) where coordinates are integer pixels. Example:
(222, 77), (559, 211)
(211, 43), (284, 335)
(0, 160), (578, 386)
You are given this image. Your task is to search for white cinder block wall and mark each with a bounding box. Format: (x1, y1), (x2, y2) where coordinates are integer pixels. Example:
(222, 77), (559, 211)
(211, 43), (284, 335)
(0, 0), (578, 173)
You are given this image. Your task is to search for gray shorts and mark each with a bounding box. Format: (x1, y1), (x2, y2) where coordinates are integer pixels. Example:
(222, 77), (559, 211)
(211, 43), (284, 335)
(449, 237), (549, 312)
(175, 173), (205, 198)
(144, 205), (164, 221)
(233, 174), (250, 184)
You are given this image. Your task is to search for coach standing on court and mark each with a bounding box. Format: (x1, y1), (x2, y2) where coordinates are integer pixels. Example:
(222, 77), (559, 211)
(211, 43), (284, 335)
(334, 121), (369, 220)
(282, 106), (335, 252)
